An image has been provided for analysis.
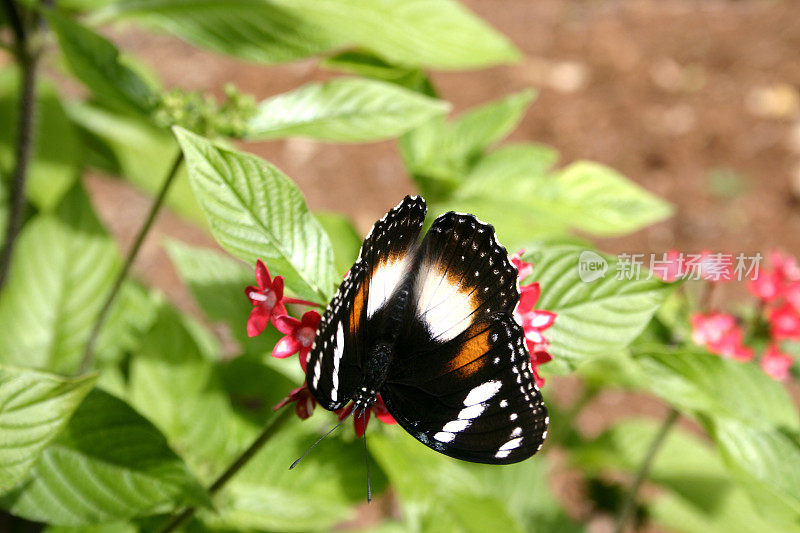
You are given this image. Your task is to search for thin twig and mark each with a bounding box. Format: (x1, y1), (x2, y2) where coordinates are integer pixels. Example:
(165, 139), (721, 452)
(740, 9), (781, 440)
(78, 151), (184, 374)
(159, 409), (294, 533)
(0, 0), (40, 292)
(614, 407), (680, 533)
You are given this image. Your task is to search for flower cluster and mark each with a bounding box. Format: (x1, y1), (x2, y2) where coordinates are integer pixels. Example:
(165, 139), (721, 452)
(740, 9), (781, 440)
(511, 250), (557, 388)
(247, 260), (395, 435)
(690, 251), (798, 381)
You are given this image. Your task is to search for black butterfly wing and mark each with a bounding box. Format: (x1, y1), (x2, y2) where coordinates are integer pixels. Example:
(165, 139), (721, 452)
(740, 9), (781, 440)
(306, 195), (427, 410)
(381, 212), (548, 464)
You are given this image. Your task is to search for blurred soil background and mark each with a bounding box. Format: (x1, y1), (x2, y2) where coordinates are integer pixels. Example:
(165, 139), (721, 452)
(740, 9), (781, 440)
(72, 0), (800, 529)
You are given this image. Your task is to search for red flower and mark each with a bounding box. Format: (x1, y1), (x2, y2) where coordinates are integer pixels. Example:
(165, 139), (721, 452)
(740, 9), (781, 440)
(691, 312), (752, 360)
(786, 282), (800, 312)
(510, 249), (533, 281)
(769, 303), (800, 341)
(769, 250), (800, 282)
(761, 344), (794, 381)
(273, 310), (321, 371)
(336, 395), (396, 437)
(274, 385), (317, 419)
(652, 249), (685, 282)
(514, 282), (556, 387)
(245, 260), (318, 337)
(749, 270), (782, 302)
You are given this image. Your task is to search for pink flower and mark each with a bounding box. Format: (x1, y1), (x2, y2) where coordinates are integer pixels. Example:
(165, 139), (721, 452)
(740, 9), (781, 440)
(769, 303), (800, 341)
(510, 249), (534, 281)
(749, 270), (782, 302)
(514, 282), (556, 387)
(760, 344), (794, 381)
(274, 385), (317, 419)
(785, 282), (800, 312)
(769, 251), (800, 282)
(336, 395), (396, 438)
(652, 249), (685, 282)
(245, 260), (318, 337)
(691, 312), (752, 360)
(691, 312), (737, 347)
(273, 310), (321, 370)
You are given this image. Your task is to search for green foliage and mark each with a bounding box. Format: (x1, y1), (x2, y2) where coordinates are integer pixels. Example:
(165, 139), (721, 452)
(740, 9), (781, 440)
(0, 388), (209, 525)
(0, 70), (81, 211)
(526, 246), (676, 373)
(107, 0), (341, 64)
(46, 11), (158, 115)
(314, 211), (363, 277)
(0, 366), (96, 493)
(247, 77), (450, 142)
(175, 127), (337, 303)
(0, 185), (120, 373)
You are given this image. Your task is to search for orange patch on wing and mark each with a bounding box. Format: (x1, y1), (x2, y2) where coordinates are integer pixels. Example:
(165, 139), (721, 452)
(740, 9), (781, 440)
(350, 281), (367, 335)
(445, 328), (492, 376)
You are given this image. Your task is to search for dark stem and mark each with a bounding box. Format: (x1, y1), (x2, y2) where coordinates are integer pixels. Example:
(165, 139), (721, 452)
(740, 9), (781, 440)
(158, 409), (294, 533)
(0, 0), (40, 292)
(614, 407), (680, 533)
(78, 151), (184, 374)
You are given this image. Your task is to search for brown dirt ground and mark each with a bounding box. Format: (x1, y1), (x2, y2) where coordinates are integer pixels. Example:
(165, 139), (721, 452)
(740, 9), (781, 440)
(77, 0), (800, 530)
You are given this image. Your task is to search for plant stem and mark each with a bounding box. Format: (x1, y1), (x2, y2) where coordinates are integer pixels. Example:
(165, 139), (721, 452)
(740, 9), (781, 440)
(78, 151), (184, 374)
(0, 0), (40, 292)
(614, 407), (680, 533)
(159, 408), (294, 533)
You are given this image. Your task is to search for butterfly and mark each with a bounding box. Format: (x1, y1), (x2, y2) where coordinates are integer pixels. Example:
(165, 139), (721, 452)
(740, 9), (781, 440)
(305, 195), (548, 464)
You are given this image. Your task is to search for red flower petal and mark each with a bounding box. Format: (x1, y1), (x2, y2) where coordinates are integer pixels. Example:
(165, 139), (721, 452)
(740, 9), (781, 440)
(273, 335), (301, 358)
(373, 395), (397, 425)
(353, 408), (370, 438)
(247, 306), (271, 337)
(301, 310), (322, 329)
(272, 275), (285, 301)
(761, 344), (794, 381)
(255, 259), (271, 289)
(748, 270), (782, 302)
(518, 283), (541, 312)
(273, 314), (300, 336)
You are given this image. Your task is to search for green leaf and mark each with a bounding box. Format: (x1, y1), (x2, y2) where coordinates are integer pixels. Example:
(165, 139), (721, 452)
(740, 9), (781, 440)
(106, 0), (341, 64)
(1, 389), (209, 525)
(713, 419), (800, 522)
(67, 101), (205, 223)
(401, 90), (536, 199)
(274, 0), (520, 69)
(0, 366), (96, 493)
(247, 77), (449, 142)
(573, 419), (799, 533)
(635, 348), (799, 431)
(0, 70), (81, 211)
(174, 127), (337, 303)
(0, 185), (120, 373)
(314, 211), (362, 277)
(526, 246), (676, 373)
(541, 161), (673, 236)
(46, 11), (157, 114)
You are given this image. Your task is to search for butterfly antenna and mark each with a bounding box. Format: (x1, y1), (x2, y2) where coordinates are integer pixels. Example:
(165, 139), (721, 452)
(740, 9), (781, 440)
(361, 409), (372, 503)
(290, 408), (353, 470)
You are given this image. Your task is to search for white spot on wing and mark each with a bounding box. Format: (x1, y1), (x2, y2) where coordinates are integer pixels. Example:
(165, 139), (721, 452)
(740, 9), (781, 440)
(331, 321), (344, 402)
(457, 403), (486, 420)
(367, 255), (409, 318)
(498, 437), (523, 451)
(463, 380), (502, 406)
(434, 431), (455, 443)
(442, 419), (470, 433)
(416, 264), (475, 342)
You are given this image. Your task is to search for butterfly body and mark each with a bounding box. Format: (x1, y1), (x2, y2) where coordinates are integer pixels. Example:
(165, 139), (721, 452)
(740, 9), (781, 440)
(307, 196), (548, 464)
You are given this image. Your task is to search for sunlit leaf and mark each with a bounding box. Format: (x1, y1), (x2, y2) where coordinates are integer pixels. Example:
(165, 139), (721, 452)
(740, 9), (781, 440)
(1, 389), (209, 525)
(0, 366), (95, 493)
(247, 78), (449, 142)
(174, 127), (337, 303)
(274, 0), (520, 69)
(526, 246), (676, 373)
(0, 185), (119, 373)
